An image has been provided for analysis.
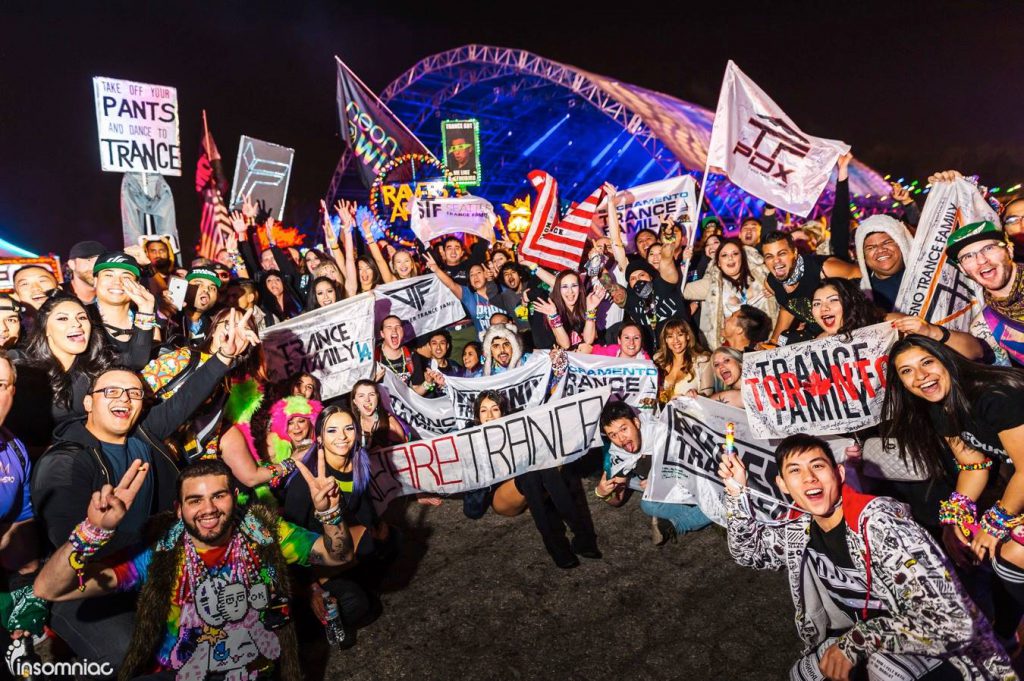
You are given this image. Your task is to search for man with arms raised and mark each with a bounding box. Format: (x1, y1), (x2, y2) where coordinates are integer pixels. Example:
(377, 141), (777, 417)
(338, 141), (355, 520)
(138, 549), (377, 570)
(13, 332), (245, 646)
(719, 434), (1012, 680)
(33, 455), (353, 680)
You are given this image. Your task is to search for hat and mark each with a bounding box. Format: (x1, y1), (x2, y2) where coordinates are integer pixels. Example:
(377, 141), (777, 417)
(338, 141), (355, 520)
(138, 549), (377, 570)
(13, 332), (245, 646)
(186, 267), (223, 288)
(93, 252), (141, 278)
(68, 240), (106, 260)
(625, 259), (657, 283)
(946, 220), (1005, 264)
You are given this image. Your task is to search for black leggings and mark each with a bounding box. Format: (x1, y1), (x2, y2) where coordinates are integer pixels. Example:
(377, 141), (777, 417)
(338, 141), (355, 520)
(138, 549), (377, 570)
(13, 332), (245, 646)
(515, 467), (596, 554)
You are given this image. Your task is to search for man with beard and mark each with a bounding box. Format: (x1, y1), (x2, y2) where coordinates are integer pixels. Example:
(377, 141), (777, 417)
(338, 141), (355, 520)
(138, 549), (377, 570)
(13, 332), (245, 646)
(947, 219), (1024, 365)
(173, 267), (222, 348)
(33, 454), (353, 680)
(720, 434), (1013, 680)
(65, 240), (105, 305)
(31, 310), (257, 676)
(853, 214), (913, 313)
(91, 252), (157, 369)
(761, 232), (860, 345)
(481, 324), (528, 375)
(595, 401), (710, 545)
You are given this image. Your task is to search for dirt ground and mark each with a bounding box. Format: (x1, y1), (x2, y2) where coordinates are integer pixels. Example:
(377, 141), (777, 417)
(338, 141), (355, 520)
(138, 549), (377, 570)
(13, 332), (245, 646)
(319, 468), (802, 681)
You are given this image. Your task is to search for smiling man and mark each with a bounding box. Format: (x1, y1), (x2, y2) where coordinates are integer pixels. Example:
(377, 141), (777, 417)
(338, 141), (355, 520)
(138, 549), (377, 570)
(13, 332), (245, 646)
(947, 221), (1024, 365)
(854, 214), (913, 313)
(11, 265), (58, 312)
(31, 313), (255, 674)
(719, 434), (1012, 680)
(91, 252), (157, 369)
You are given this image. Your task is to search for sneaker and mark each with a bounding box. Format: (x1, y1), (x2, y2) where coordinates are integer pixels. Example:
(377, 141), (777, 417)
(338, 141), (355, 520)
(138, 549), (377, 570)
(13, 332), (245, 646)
(462, 488), (491, 520)
(571, 535), (602, 560)
(651, 516), (676, 546)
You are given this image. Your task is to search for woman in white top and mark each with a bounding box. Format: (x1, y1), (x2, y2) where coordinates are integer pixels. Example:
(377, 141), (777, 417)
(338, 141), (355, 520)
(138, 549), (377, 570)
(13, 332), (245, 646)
(683, 237), (777, 349)
(653, 319), (713, 404)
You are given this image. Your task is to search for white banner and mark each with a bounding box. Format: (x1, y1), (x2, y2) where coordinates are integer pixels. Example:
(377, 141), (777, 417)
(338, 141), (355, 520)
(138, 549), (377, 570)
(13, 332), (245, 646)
(260, 294), (375, 399)
(597, 176), (698, 237)
(740, 322), (897, 439)
(368, 388), (610, 509)
(645, 397), (850, 525)
(93, 76), (181, 176)
(562, 352), (658, 414)
(410, 194), (496, 245)
(893, 178), (993, 331)
(706, 61), (849, 217)
(445, 354), (553, 429)
(379, 368), (456, 439)
(373, 274), (466, 339)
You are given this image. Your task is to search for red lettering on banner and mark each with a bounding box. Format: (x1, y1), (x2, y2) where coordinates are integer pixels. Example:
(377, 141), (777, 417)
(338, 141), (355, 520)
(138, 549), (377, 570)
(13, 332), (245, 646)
(745, 378), (765, 411)
(829, 363), (859, 402)
(779, 372), (806, 408)
(410, 441), (440, 487)
(875, 355), (889, 388)
(389, 445), (415, 486)
(763, 376), (785, 409)
(432, 436), (464, 485)
(854, 359), (877, 398)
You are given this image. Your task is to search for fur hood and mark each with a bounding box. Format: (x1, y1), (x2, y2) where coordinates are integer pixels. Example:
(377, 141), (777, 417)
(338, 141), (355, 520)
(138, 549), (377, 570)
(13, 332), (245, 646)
(854, 215), (912, 292)
(481, 324), (523, 375)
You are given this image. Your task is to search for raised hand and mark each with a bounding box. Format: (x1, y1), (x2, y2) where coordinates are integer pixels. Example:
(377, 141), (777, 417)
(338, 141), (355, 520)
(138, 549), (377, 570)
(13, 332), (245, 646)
(225, 232), (239, 254)
(241, 193), (258, 219)
(837, 151), (853, 181)
(586, 282), (606, 312)
(217, 308), (258, 360)
(717, 451), (748, 494)
(294, 445), (342, 513)
(230, 210), (248, 235)
(533, 298), (557, 317)
(124, 244), (150, 266)
(602, 182), (618, 207)
(423, 252), (440, 273)
(928, 169), (964, 184)
(890, 182), (913, 205)
(264, 217), (276, 246)
(334, 200), (356, 229)
(122, 276), (156, 315)
(360, 217), (375, 242)
(87, 460), (150, 532)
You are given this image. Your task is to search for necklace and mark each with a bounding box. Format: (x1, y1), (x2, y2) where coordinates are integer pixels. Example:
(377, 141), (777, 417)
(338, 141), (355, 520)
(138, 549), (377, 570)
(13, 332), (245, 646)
(177, 531), (264, 605)
(986, 265), (1024, 322)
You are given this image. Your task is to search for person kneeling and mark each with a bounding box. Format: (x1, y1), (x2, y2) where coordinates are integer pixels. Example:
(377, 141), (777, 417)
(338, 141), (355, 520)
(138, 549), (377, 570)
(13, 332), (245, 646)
(719, 434), (1013, 681)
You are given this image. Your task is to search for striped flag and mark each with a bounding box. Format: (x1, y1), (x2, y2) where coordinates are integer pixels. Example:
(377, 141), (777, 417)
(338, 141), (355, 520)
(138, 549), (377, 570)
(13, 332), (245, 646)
(519, 171), (606, 271)
(196, 111), (233, 259)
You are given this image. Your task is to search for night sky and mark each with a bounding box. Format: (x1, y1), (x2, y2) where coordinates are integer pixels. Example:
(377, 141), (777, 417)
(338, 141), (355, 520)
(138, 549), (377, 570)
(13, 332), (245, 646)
(3, 1), (1022, 259)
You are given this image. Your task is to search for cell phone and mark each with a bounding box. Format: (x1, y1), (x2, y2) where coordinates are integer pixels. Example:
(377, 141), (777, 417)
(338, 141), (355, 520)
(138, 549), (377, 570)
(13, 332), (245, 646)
(167, 276), (188, 310)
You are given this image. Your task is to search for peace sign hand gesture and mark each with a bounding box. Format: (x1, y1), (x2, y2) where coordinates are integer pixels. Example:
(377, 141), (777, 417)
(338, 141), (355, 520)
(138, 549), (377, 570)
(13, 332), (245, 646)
(294, 446), (342, 513)
(87, 460), (150, 532)
(216, 308), (259, 361)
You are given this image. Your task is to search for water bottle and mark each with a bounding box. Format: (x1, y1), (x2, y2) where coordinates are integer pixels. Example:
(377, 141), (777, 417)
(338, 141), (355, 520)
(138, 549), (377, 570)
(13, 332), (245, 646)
(323, 595), (346, 646)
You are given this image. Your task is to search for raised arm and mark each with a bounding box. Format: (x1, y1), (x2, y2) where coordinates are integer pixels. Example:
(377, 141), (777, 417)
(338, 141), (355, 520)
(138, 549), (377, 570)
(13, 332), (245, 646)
(532, 298), (573, 350)
(294, 449), (354, 567)
(360, 217), (395, 283)
(828, 153), (853, 261)
(319, 200), (347, 276)
(34, 461), (149, 602)
(424, 252), (463, 300)
(337, 201), (359, 297)
(603, 182), (630, 272)
(658, 224), (682, 285)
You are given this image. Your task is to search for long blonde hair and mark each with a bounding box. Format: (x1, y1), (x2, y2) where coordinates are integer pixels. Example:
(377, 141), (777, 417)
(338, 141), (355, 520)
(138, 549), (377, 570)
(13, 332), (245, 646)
(653, 319), (707, 380)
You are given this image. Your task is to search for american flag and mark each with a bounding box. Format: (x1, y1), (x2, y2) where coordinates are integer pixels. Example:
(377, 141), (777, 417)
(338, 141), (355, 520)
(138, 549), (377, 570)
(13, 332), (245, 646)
(196, 111), (233, 260)
(518, 171), (606, 271)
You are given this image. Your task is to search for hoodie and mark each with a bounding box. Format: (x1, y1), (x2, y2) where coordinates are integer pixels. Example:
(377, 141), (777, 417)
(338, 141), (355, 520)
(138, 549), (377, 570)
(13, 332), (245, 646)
(853, 215), (912, 312)
(481, 324), (523, 375)
(725, 486), (1013, 679)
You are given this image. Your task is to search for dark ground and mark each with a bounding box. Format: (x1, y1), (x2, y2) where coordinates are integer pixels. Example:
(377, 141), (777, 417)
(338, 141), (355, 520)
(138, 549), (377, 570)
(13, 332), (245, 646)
(316, 468), (801, 681)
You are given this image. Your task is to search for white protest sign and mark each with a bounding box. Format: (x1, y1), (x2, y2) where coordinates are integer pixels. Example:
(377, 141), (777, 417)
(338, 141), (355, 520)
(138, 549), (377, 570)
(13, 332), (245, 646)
(410, 194), (496, 244)
(893, 178), (993, 331)
(373, 274), (466, 339)
(644, 397), (850, 525)
(445, 353), (553, 429)
(368, 388), (610, 510)
(379, 368), (456, 439)
(740, 322), (897, 439)
(93, 77), (181, 176)
(260, 293), (375, 399)
(562, 352), (658, 414)
(597, 176), (698, 237)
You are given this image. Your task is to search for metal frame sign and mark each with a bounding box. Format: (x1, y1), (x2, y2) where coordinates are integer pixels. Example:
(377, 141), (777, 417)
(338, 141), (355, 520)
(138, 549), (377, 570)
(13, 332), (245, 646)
(92, 77), (181, 176)
(441, 119), (481, 187)
(229, 136), (295, 220)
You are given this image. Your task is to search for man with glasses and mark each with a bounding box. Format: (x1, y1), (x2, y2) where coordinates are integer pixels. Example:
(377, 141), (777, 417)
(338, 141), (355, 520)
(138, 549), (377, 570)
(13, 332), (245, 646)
(30, 311), (255, 676)
(1001, 197), (1024, 258)
(947, 220), (1024, 364)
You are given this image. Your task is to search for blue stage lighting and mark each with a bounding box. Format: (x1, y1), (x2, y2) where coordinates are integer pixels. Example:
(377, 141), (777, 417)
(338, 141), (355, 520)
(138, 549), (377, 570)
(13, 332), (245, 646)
(590, 130), (624, 168)
(0, 236), (38, 257)
(627, 157), (659, 188)
(522, 114), (570, 157)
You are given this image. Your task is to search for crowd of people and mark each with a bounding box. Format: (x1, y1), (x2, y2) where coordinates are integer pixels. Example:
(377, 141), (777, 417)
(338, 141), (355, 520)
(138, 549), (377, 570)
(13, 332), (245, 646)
(0, 155), (1023, 680)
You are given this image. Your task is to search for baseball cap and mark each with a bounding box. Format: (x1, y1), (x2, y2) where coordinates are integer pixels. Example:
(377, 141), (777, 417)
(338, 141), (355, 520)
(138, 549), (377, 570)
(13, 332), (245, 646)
(946, 220), (1006, 264)
(68, 240), (106, 260)
(93, 252), (141, 278)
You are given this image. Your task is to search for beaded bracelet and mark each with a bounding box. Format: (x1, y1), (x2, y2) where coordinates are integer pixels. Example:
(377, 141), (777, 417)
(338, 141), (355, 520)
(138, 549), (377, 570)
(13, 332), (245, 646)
(547, 313), (563, 328)
(68, 520), (115, 592)
(956, 458), (993, 472)
(939, 491), (978, 539)
(585, 308), (598, 321)
(314, 504), (344, 526)
(979, 501), (1024, 541)
(594, 488), (612, 501)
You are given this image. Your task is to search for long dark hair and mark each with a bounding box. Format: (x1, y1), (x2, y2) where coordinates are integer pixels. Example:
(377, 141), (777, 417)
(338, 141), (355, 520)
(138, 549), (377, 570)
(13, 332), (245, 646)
(350, 378), (390, 438)
(881, 335), (1024, 477)
(355, 255), (383, 292)
(305, 405), (370, 496)
(815, 277), (885, 340)
(551, 270), (587, 333)
(198, 307), (268, 383)
(257, 270), (302, 321)
(716, 237), (753, 290)
(24, 294), (114, 409)
(305, 276), (343, 310)
(472, 390), (509, 424)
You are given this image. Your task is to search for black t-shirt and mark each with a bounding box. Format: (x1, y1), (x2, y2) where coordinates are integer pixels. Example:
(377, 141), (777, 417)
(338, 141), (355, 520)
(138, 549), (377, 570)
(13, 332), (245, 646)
(766, 254), (828, 338)
(869, 270), (904, 313)
(625, 278), (692, 340)
(928, 390), (1024, 461)
(806, 518), (886, 628)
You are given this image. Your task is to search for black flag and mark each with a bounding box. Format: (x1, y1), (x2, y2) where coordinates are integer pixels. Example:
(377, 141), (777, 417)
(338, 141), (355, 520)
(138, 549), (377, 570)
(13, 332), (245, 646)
(335, 56), (434, 188)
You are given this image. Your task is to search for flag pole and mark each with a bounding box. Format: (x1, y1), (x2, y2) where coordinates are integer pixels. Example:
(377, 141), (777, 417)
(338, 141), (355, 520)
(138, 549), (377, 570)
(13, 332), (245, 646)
(201, 109), (212, 160)
(677, 153), (713, 287)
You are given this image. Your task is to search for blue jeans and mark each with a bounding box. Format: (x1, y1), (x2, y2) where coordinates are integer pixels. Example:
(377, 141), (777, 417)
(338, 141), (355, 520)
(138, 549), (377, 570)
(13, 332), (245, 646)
(640, 500), (712, 534)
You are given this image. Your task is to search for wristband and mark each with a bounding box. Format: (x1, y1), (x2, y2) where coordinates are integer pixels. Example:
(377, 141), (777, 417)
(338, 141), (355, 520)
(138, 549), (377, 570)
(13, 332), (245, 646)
(955, 458), (993, 472)
(594, 488), (613, 501)
(69, 519), (115, 592)
(315, 504), (344, 526)
(939, 491), (979, 539)
(547, 314), (563, 329)
(979, 501), (1024, 541)
(586, 308), (598, 321)
(935, 325), (952, 344)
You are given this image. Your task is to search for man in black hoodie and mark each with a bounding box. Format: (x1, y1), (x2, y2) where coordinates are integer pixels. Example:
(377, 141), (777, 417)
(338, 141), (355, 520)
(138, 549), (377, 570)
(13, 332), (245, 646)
(30, 308), (255, 676)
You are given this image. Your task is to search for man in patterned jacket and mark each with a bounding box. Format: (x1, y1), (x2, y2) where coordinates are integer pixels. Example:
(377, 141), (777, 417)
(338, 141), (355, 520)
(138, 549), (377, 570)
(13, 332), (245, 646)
(718, 433), (1013, 681)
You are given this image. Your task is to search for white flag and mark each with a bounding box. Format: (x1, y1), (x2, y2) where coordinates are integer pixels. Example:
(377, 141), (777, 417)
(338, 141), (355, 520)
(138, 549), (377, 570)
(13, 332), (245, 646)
(706, 61), (850, 217)
(410, 194), (496, 245)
